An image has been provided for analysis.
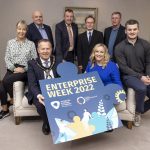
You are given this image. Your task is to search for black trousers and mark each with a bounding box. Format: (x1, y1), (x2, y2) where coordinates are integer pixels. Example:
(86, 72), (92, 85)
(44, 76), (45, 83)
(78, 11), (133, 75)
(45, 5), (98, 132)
(123, 75), (150, 113)
(33, 98), (48, 125)
(65, 51), (74, 63)
(0, 70), (27, 105)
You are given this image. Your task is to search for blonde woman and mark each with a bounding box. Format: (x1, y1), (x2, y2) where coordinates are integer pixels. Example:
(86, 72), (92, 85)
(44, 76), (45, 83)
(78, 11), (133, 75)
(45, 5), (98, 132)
(0, 20), (37, 119)
(86, 43), (122, 86)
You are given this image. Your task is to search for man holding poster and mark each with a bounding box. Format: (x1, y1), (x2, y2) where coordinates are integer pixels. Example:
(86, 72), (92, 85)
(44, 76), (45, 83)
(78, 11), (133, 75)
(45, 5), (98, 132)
(39, 61), (126, 144)
(27, 39), (57, 135)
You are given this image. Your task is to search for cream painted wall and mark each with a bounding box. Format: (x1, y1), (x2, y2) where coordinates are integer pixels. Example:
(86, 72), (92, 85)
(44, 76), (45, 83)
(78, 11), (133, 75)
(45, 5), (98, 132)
(0, 0), (150, 79)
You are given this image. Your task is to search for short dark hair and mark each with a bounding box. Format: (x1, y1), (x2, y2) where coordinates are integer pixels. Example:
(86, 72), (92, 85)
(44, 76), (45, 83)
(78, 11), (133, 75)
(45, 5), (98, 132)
(112, 11), (122, 18)
(64, 8), (74, 15)
(125, 19), (139, 28)
(37, 39), (52, 48)
(85, 15), (95, 23)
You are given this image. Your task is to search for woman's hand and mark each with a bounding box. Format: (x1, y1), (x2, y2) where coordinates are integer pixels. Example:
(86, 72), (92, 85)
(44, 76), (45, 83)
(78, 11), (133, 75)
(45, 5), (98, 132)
(14, 67), (25, 73)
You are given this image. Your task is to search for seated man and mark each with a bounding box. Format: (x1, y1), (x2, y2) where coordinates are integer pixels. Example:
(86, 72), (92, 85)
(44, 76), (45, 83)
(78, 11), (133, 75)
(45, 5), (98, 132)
(115, 19), (150, 127)
(27, 39), (57, 135)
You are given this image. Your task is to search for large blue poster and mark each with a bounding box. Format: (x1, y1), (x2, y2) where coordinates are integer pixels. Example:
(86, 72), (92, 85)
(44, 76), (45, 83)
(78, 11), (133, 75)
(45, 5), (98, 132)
(39, 62), (126, 144)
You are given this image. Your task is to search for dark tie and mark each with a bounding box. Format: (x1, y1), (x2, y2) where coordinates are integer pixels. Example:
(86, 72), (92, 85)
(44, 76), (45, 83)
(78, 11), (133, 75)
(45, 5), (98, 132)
(88, 31), (92, 43)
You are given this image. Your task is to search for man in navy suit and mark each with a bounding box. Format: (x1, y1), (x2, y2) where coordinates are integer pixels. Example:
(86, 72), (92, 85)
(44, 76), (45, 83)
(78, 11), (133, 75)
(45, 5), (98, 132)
(77, 15), (103, 72)
(55, 9), (78, 64)
(104, 12), (126, 60)
(27, 39), (57, 135)
(27, 11), (54, 51)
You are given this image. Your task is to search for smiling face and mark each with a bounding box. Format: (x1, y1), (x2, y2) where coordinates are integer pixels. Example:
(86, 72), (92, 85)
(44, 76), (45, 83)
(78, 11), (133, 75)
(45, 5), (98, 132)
(64, 11), (74, 25)
(125, 23), (139, 41)
(32, 11), (43, 26)
(16, 23), (27, 41)
(38, 41), (52, 60)
(94, 46), (105, 63)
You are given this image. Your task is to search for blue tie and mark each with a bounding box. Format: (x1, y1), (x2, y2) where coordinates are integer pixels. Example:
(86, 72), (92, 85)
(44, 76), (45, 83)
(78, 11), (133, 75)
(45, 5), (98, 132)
(88, 32), (92, 43)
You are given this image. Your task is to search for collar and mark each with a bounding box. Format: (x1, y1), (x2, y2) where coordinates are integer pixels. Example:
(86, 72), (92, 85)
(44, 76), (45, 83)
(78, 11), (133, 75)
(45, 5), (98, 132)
(87, 30), (93, 34)
(15, 37), (27, 43)
(112, 25), (120, 31)
(66, 23), (72, 28)
(34, 23), (44, 29)
(125, 37), (139, 45)
(40, 58), (51, 64)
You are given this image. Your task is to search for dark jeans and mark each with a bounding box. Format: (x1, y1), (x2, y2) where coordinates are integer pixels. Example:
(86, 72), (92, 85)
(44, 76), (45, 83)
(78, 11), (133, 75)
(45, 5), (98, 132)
(0, 70), (27, 105)
(123, 75), (150, 113)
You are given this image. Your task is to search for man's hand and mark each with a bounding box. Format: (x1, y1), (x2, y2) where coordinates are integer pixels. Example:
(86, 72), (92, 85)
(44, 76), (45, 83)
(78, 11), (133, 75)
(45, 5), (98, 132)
(141, 76), (150, 85)
(78, 65), (83, 73)
(37, 94), (45, 106)
(14, 67), (25, 73)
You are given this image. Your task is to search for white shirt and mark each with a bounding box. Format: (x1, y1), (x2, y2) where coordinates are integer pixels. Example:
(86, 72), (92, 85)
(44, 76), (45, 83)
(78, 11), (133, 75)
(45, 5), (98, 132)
(87, 30), (93, 41)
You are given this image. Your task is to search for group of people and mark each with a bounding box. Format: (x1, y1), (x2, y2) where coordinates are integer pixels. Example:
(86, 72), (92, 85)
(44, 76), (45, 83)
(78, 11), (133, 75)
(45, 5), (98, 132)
(0, 9), (150, 135)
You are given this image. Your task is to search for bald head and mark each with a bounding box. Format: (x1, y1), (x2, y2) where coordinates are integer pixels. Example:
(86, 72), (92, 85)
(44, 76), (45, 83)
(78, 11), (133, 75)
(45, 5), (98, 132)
(32, 10), (43, 26)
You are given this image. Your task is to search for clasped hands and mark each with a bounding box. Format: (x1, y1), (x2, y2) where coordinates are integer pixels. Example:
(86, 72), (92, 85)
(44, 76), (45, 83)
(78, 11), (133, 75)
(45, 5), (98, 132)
(14, 67), (25, 73)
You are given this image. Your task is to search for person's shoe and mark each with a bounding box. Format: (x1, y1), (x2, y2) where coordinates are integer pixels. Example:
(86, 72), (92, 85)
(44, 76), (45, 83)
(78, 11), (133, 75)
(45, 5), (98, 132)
(0, 110), (10, 119)
(42, 123), (50, 135)
(105, 129), (114, 133)
(143, 100), (150, 113)
(133, 112), (141, 127)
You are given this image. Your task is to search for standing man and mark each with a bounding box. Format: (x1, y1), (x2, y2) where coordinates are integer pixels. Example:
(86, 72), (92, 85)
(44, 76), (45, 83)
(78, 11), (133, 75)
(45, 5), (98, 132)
(27, 39), (57, 135)
(115, 19), (150, 127)
(55, 9), (78, 64)
(104, 12), (126, 60)
(77, 15), (103, 72)
(27, 10), (54, 50)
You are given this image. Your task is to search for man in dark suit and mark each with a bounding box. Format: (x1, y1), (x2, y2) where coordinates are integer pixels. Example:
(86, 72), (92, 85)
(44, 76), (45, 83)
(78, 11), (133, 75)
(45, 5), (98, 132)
(55, 9), (78, 64)
(27, 39), (57, 135)
(104, 12), (126, 60)
(27, 10), (54, 51)
(77, 15), (103, 72)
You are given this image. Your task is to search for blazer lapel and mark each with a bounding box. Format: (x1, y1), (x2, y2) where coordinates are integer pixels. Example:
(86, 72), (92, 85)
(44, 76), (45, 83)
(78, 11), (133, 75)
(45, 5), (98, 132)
(84, 31), (89, 45)
(36, 58), (45, 79)
(62, 21), (69, 40)
(44, 25), (51, 40)
(33, 23), (43, 39)
(72, 24), (76, 42)
(115, 25), (122, 45)
(89, 30), (96, 45)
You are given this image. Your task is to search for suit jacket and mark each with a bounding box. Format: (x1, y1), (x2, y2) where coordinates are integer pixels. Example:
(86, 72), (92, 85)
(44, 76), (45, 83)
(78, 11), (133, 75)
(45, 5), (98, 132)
(55, 20), (78, 63)
(26, 56), (57, 104)
(104, 25), (126, 59)
(26, 23), (54, 49)
(77, 30), (104, 72)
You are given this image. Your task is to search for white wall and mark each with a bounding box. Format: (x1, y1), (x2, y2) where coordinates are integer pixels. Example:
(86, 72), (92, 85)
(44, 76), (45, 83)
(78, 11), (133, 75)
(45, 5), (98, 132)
(0, 0), (150, 79)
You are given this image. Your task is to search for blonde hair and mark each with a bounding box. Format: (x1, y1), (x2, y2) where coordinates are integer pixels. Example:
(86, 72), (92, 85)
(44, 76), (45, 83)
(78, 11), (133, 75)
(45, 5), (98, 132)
(90, 43), (110, 68)
(16, 20), (28, 30)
